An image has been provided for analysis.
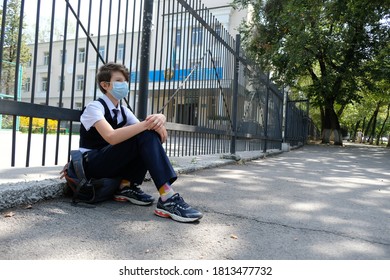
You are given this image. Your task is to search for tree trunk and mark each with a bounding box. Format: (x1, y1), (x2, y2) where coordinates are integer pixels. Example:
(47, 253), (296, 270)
(321, 99), (343, 145)
(363, 115), (373, 143)
(352, 120), (361, 143)
(376, 104), (390, 145)
(387, 134), (390, 148)
(361, 117), (366, 135)
(370, 102), (381, 145)
(320, 106), (325, 133)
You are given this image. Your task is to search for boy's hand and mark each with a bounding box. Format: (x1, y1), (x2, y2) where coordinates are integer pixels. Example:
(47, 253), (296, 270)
(145, 113), (166, 131)
(155, 126), (168, 143)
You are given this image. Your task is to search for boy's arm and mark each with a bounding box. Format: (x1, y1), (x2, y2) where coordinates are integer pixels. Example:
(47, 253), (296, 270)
(94, 114), (166, 145)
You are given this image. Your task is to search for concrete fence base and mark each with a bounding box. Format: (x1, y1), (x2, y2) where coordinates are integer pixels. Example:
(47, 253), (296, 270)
(0, 179), (64, 210)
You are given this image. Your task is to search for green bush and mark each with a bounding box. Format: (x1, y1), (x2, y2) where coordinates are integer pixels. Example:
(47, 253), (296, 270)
(18, 116), (59, 133)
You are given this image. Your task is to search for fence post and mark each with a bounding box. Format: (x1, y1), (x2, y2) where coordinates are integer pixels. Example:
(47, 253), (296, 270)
(284, 89), (289, 142)
(282, 89), (291, 151)
(223, 34), (241, 161)
(262, 73), (270, 153)
(304, 99), (309, 143)
(230, 34), (240, 156)
(137, 0), (154, 120)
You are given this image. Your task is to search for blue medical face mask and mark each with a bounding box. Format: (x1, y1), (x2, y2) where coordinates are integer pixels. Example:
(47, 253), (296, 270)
(110, 81), (128, 100)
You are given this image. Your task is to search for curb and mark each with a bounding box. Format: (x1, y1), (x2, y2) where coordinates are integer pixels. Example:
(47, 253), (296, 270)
(0, 149), (285, 210)
(0, 179), (64, 210)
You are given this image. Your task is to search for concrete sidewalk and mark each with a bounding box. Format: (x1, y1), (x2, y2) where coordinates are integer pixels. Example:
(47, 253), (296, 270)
(0, 128), (282, 210)
(0, 149), (281, 210)
(1, 143), (389, 260)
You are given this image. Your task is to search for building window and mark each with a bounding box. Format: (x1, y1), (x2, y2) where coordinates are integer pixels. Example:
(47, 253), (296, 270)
(117, 44), (124, 61)
(24, 77), (31, 92)
(192, 27), (203, 45)
(42, 77), (48, 92)
(75, 102), (82, 110)
(99, 46), (105, 59)
(43, 52), (50, 65)
(76, 75), (84, 91)
(58, 76), (65, 91)
(176, 29), (181, 47)
(78, 48), (85, 63)
(60, 50), (67, 64)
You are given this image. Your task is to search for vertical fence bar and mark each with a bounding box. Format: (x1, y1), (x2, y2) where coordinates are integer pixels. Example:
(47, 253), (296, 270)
(26, 0), (41, 167)
(283, 89), (288, 143)
(0, 0), (7, 84)
(122, 0), (130, 65)
(263, 73), (270, 153)
(137, 0), (154, 120)
(151, 0), (162, 113)
(305, 100), (309, 143)
(229, 34), (240, 157)
(10, 0), (24, 166)
(93, 0), (103, 99)
(114, 0), (121, 61)
(41, 0), (56, 166)
(105, 0), (112, 63)
(57, 4), (69, 163)
(82, 0), (93, 109)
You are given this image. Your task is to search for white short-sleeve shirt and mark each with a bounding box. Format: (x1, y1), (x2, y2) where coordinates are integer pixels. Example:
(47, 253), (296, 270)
(79, 94), (139, 151)
(81, 94), (139, 130)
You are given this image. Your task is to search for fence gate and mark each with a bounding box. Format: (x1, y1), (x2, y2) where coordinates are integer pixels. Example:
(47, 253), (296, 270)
(0, 0), (309, 168)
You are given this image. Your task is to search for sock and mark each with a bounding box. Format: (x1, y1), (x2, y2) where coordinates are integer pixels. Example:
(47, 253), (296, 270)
(159, 182), (175, 202)
(119, 179), (131, 189)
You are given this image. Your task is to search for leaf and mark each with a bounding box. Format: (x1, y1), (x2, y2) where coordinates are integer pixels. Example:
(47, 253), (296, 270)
(4, 212), (15, 218)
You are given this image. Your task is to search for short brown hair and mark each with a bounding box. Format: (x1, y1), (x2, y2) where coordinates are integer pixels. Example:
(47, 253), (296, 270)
(96, 62), (130, 93)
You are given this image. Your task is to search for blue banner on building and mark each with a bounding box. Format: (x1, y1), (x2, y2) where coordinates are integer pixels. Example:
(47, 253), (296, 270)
(130, 67), (223, 83)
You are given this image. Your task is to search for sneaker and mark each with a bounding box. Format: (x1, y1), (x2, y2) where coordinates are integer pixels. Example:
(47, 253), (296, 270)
(154, 193), (203, 222)
(114, 186), (155, 206)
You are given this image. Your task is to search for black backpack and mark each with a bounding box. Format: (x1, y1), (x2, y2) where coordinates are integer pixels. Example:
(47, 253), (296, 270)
(61, 150), (120, 205)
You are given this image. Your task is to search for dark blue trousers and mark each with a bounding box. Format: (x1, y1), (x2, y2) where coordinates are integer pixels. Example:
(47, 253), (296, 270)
(84, 130), (177, 190)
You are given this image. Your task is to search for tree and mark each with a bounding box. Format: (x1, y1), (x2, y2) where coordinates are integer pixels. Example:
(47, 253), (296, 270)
(359, 40), (390, 144)
(0, 0), (31, 129)
(233, 0), (390, 145)
(0, 0), (30, 93)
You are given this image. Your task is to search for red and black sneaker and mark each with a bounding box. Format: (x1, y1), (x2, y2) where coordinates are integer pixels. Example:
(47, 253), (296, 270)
(154, 193), (203, 222)
(114, 185), (155, 206)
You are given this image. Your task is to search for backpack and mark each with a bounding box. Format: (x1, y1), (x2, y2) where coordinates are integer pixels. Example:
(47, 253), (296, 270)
(60, 150), (121, 205)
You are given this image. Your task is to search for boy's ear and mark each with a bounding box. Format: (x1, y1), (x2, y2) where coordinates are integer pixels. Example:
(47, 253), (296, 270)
(100, 81), (110, 93)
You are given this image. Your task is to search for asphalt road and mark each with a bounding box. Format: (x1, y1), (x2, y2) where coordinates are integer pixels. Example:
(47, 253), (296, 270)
(1, 143), (389, 260)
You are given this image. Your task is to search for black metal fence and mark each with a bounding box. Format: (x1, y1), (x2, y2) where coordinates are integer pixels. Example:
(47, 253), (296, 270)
(0, 0), (310, 168)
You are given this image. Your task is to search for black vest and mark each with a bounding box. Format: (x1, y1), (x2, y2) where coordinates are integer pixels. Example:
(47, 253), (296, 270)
(79, 98), (127, 149)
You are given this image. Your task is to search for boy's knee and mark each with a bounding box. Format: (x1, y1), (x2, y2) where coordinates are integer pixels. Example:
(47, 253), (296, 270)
(138, 130), (160, 143)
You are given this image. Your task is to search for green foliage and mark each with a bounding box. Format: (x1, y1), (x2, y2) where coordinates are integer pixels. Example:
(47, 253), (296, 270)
(0, 0), (31, 96)
(233, 0), (390, 144)
(0, 0), (30, 63)
(0, 115), (14, 129)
